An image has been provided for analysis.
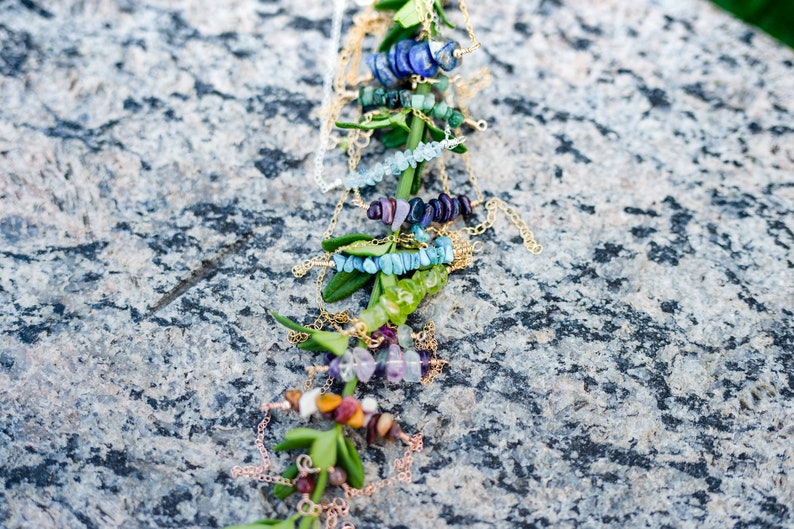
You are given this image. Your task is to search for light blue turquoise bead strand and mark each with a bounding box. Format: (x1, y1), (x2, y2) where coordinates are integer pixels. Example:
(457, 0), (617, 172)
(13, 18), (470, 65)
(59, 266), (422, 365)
(332, 237), (454, 276)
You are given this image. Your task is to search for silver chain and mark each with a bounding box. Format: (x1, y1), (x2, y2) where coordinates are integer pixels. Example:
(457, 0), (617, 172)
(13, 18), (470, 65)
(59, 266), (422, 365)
(312, 0), (347, 193)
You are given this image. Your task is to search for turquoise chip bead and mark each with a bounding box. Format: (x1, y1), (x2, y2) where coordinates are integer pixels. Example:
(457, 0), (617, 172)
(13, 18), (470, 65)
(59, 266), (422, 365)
(380, 254), (394, 275)
(392, 254), (405, 275)
(418, 249), (431, 267)
(363, 257), (378, 274)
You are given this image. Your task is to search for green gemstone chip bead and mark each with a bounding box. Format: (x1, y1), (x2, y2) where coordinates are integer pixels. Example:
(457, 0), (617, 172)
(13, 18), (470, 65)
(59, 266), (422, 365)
(358, 265), (448, 330)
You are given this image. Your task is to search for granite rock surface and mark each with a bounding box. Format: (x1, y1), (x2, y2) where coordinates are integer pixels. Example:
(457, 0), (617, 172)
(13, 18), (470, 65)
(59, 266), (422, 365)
(1, 0), (792, 528)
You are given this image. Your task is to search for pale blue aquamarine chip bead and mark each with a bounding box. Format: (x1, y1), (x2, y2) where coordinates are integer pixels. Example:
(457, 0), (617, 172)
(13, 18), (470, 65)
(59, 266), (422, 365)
(385, 344), (407, 382)
(397, 325), (413, 348)
(338, 351), (357, 382)
(403, 349), (422, 382)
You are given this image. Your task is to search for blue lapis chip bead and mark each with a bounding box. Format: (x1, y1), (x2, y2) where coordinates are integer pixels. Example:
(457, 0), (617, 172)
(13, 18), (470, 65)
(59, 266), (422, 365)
(429, 40), (460, 71)
(389, 39), (415, 77)
(407, 41), (439, 78)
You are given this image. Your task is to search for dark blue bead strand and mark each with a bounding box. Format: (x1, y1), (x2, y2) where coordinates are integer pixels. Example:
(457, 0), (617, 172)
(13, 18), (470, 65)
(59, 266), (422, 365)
(367, 39), (461, 87)
(367, 193), (474, 228)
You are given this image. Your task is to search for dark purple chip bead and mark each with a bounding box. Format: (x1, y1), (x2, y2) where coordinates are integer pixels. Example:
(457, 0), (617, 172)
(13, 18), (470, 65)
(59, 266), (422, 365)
(408, 41), (439, 78)
(380, 197), (395, 225)
(458, 194), (473, 216)
(407, 197), (425, 224)
(374, 349), (388, 378)
(373, 325), (397, 345)
(366, 413), (381, 444)
(418, 350), (431, 377)
(449, 195), (460, 220)
(439, 193), (454, 222)
(390, 39), (415, 78)
(367, 201), (382, 220)
(429, 198), (445, 222)
(328, 356), (341, 378)
(419, 203), (435, 228)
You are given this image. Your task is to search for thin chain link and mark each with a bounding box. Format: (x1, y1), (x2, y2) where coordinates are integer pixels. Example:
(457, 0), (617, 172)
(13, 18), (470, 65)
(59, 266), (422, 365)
(342, 433), (424, 500)
(436, 153), (451, 195)
(345, 434), (424, 497)
(416, 0), (436, 38)
(454, 67), (492, 129)
(461, 150), (485, 203)
(230, 404), (294, 485)
(455, 0), (481, 57)
(463, 198), (543, 254)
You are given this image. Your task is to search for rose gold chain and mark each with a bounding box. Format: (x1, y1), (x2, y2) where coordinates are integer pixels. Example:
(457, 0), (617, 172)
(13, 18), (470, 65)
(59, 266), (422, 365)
(231, 404), (294, 485)
(341, 433), (424, 500)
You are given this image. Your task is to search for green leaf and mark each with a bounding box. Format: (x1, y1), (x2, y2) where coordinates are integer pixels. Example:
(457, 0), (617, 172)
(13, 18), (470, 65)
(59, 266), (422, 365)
(374, 0), (409, 11)
(336, 434), (365, 489)
(270, 311), (314, 334)
(323, 270), (373, 303)
(272, 312), (347, 355)
(394, 0), (422, 28)
(342, 242), (394, 257)
(410, 159), (426, 195)
(310, 429), (338, 470)
(336, 111), (409, 132)
(298, 330), (349, 356)
(434, 0), (456, 29)
(270, 516), (301, 529)
(378, 23), (417, 52)
(368, 273), (384, 309)
(382, 127), (409, 149)
(380, 273), (398, 290)
(273, 463), (299, 499)
(427, 124), (467, 153)
(296, 337), (325, 351)
(223, 518), (292, 528)
(274, 428), (322, 451)
(322, 233), (374, 253)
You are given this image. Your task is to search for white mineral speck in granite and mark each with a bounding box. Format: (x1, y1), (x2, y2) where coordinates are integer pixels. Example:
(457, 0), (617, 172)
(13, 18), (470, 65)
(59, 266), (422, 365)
(1, 0), (792, 528)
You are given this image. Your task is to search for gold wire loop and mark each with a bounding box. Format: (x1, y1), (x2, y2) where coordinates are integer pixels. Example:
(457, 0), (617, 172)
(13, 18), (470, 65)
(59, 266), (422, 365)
(297, 497), (323, 517)
(464, 118), (488, 131)
(296, 454), (320, 476)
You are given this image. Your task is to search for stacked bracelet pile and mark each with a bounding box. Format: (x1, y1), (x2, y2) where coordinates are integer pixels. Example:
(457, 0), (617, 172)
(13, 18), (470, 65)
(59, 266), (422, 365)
(229, 2), (541, 528)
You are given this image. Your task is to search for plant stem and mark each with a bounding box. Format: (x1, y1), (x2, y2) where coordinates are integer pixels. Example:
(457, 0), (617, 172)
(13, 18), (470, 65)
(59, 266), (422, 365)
(395, 82), (431, 200)
(342, 378), (357, 397)
(343, 84), (430, 401)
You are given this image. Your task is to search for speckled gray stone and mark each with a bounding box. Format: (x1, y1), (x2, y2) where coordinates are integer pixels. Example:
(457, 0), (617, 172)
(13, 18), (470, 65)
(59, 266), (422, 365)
(1, 1), (792, 528)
